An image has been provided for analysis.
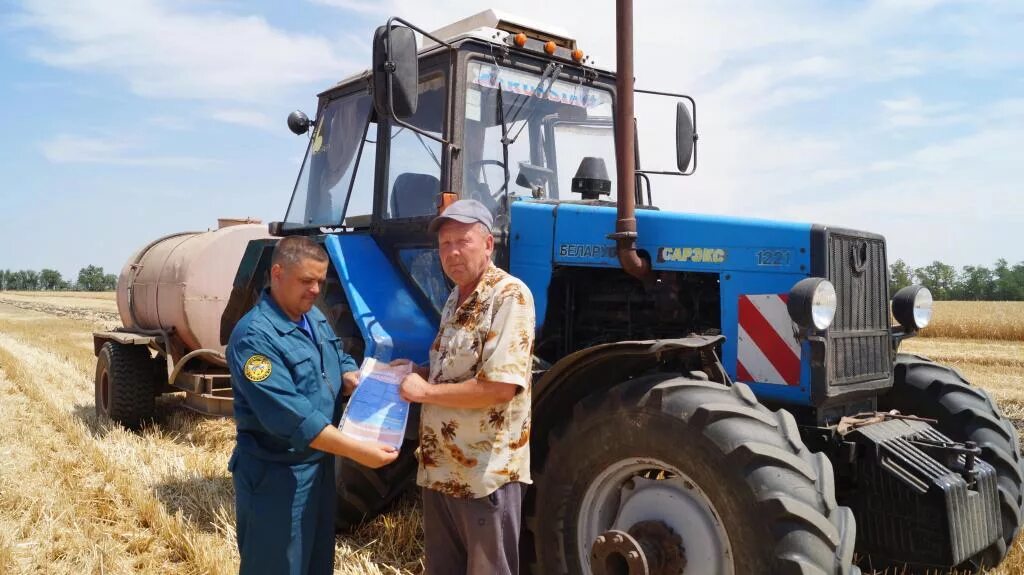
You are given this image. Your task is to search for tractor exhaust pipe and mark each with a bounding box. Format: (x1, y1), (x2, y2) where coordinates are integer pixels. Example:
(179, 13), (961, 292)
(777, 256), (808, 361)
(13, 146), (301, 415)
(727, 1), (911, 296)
(612, 0), (651, 282)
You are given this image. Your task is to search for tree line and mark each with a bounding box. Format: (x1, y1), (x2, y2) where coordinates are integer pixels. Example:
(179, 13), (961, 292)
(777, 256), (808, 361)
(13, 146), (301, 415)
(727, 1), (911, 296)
(0, 265), (117, 292)
(890, 259), (1024, 301)
(3, 259), (1023, 300)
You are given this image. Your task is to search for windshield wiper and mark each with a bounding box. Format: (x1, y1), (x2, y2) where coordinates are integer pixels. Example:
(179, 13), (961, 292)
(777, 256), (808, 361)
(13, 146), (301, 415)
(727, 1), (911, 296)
(496, 86), (511, 195)
(493, 62), (562, 196)
(415, 131), (441, 170)
(504, 62), (562, 145)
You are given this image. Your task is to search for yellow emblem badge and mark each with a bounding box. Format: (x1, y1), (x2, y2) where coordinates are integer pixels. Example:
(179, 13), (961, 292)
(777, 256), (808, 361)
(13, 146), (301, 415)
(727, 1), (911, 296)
(243, 354), (272, 382)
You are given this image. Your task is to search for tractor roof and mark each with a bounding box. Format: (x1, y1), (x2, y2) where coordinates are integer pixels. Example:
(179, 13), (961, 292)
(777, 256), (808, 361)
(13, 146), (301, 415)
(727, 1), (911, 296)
(422, 9), (608, 70)
(324, 9), (610, 95)
(424, 9), (573, 50)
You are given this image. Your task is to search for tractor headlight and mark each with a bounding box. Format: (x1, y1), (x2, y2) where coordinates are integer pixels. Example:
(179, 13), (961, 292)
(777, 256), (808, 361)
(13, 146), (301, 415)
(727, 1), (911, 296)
(892, 285), (933, 330)
(787, 278), (837, 331)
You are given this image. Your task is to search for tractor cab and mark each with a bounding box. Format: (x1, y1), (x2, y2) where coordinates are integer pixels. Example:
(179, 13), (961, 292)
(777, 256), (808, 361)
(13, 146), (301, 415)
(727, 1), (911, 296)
(276, 10), (692, 288)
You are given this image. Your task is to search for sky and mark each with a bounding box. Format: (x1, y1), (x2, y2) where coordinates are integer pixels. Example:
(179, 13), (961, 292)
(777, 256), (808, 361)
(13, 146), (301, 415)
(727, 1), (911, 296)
(1, 0), (1022, 281)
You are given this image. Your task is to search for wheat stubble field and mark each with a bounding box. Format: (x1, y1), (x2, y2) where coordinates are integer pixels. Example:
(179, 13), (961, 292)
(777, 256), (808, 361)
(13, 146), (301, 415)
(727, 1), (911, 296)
(0, 291), (1021, 574)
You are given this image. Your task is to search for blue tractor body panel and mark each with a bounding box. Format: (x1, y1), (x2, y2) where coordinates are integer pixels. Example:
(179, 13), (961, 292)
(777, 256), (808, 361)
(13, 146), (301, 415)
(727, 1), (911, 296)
(316, 201), (818, 405)
(324, 234), (436, 364)
(510, 200), (816, 405)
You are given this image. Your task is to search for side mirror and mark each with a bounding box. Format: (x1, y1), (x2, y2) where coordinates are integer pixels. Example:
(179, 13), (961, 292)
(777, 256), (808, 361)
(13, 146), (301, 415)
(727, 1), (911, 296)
(676, 102), (695, 172)
(287, 110), (312, 135)
(372, 25), (419, 120)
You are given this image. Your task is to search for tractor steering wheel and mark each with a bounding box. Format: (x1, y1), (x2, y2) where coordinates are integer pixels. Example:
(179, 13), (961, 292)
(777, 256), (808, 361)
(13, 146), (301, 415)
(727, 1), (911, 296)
(468, 159), (508, 190)
(466, 159), (509, 210)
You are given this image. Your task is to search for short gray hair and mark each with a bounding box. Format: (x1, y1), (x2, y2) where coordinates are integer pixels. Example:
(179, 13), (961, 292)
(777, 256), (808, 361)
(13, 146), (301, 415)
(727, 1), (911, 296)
(473, 222), (492, 238)
(272, 236), (328, 269)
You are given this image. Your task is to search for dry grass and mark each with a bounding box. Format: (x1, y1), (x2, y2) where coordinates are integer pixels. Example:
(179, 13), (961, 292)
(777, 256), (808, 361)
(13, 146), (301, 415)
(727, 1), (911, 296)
(0, 295), (1021, 574)
(0, 291), (120, 328)
(920, 301), (1024, 341)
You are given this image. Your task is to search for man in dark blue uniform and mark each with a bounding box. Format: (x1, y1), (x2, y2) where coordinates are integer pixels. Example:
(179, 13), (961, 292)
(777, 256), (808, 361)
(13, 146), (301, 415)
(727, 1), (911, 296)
(227, 236), (399, 575)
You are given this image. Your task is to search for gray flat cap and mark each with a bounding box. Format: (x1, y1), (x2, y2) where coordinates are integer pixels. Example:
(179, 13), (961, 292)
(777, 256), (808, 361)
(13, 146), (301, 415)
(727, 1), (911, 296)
(427, 199), (493, 233)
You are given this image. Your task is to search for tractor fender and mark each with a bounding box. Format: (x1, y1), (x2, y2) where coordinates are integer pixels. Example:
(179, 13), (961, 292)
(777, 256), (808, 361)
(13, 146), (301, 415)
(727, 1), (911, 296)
(220, 238), (278, 345)
(531, 335), (725, 458)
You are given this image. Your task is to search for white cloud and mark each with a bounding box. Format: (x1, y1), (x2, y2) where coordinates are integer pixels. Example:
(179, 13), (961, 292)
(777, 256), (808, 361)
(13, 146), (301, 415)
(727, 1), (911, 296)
(309, 0), (389, 15)
(909, 127), (1022, 170)
(146, 116), (192, 131)
(15, 0), (355, 102)
(209, 109), (276, 130)
(880, 95), (969, 128)
(40, 134), (216, 168)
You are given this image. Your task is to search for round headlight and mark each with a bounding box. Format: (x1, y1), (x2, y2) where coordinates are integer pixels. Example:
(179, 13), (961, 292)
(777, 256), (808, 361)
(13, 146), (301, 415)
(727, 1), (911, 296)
(787, 278), (837, 331)
(810, 281), (838, 330)
(892, 285), (933, 330)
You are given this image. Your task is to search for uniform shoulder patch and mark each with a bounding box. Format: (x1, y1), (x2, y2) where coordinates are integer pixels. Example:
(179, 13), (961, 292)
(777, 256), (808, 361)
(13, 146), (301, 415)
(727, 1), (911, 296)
(243, 354), (272, 382)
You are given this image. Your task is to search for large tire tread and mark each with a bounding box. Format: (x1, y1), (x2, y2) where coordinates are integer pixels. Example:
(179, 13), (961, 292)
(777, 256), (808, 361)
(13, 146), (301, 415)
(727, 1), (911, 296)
(528, 375), (858, 575)
(334, 440), (419, 531)
(95, 342), (158, 430)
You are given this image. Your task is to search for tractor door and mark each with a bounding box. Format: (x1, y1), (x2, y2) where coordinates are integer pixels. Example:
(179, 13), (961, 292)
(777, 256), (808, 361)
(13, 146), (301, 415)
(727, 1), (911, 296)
(371, 55), (453, 317)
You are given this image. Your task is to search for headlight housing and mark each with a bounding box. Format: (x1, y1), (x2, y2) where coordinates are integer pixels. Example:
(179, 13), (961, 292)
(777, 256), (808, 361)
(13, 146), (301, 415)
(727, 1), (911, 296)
(787, 278), (837, 331)
(892, 285), (933, 330)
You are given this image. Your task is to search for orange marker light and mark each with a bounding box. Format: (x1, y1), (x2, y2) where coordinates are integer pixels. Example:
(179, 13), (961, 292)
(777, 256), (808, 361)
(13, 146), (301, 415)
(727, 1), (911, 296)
(544, 41), (557, 55)
(513, 33), (528, 47)
(439, 192), (458, 212)
(572, 48), (585, 62)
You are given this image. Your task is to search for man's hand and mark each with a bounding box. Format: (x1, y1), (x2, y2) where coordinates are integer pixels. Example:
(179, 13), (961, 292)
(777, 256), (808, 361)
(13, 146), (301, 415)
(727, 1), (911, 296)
(342, 370), (359, 397)
(310, 425), (399, 468)
(400, 372), (432, 404)
(391, 358), (429, 378)
(346, 440), (400, 469)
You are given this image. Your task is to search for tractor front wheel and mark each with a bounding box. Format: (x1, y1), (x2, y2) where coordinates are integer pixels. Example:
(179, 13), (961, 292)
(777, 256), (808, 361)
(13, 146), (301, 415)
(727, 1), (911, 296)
(528, 375), (859, 575)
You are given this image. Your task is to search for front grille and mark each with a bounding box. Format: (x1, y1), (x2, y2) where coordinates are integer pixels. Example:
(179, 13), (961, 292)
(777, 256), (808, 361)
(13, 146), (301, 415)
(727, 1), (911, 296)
(831, 333), (892, 385)
(828, 233), (889, 332)
(814, 227), (893, 391)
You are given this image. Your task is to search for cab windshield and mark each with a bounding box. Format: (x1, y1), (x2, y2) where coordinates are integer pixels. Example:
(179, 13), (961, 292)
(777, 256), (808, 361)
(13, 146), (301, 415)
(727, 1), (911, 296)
(284, 89), (376, 228)
(462, 60), (616, 219)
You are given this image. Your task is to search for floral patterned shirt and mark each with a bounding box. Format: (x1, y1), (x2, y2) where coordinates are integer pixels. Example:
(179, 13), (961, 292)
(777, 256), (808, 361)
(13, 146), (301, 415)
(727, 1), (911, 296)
(416, 264), (535, 498)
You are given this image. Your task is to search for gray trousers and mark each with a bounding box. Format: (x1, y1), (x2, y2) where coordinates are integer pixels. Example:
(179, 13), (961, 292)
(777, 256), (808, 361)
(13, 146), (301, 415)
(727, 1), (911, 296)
(421, 482), (524, 575)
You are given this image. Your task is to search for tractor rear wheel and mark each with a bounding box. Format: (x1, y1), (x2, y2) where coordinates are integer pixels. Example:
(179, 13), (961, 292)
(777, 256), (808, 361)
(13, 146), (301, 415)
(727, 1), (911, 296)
(94, 341), (158, 430)
(334, 439), (419, 531)
(878, 354), (1024, 571)
(527, 374), (859, 575)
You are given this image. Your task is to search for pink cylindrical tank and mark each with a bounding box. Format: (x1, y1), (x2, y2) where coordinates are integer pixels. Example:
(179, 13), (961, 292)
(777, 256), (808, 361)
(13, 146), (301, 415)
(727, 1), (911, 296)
(116, 219), (272, 354)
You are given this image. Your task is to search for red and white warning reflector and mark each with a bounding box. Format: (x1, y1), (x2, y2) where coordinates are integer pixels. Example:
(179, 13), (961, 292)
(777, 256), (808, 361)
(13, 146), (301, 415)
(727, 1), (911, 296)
(737, 294), (801, 386)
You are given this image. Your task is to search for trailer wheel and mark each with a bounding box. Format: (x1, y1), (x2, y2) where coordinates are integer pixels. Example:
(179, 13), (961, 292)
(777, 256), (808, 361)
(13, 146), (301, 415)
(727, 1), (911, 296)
(527, 375), (858, 575)
(334, 439), (419, 531)
(879, 354), (1024, 571)
(95, 341), (158, 430)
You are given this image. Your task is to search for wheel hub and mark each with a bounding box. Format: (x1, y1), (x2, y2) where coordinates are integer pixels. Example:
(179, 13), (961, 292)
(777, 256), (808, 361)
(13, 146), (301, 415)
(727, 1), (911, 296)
(591, 521), (687, 575)
(578, 459), (733, 575)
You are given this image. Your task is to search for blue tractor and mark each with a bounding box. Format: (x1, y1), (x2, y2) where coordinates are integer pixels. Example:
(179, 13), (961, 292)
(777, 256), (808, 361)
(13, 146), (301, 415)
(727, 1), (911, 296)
(218, 7), (1024, 574)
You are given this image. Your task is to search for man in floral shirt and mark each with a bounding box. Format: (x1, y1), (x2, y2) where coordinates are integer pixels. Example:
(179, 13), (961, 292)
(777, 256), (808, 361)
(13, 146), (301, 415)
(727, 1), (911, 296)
(397, 199), (535, 575)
